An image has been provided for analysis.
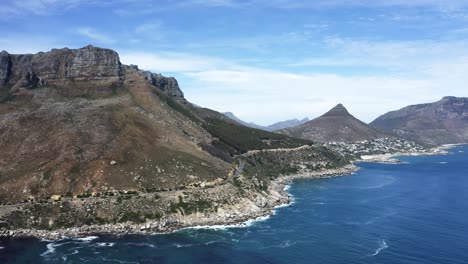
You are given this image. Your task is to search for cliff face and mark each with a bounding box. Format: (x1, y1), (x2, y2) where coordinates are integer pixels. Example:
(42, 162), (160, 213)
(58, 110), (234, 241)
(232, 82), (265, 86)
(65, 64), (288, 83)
(0, 46), (122, 97)
(141, 70), (184, 98)
(278, 104), (391, 142)
(0, 45), (184, 99)
(370, 96), (468, 144)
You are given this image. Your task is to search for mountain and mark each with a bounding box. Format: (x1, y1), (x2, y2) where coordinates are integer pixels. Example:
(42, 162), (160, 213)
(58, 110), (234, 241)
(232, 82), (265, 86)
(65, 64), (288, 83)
(266, 118), (310, 131)
(222, 112), (309, 131)
(222, 112), (265, 130)
(278, 104), (390, 142)
(0, 46), (349, 233)
(370, 96), (468, 144)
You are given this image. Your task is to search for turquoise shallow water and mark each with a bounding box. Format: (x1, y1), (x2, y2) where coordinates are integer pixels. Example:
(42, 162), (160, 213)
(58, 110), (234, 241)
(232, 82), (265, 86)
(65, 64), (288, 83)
(1, 145), (468, 263)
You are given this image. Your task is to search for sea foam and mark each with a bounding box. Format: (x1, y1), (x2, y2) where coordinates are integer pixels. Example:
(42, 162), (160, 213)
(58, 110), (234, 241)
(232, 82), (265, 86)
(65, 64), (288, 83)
(370, 240), (388, 256)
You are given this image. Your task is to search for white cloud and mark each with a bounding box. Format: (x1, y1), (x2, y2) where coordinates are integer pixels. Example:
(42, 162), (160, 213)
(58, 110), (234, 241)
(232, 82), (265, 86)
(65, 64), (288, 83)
(135, 22), (162, 34)
(77, 27), (114, 44)
(183, 68), (440, 124)
(117, 37), (468, 125)
(119, 52), (234, 73)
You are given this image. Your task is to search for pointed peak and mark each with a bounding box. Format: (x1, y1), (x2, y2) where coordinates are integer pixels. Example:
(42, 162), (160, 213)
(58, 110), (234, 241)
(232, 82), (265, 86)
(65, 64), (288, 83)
(322, 103), (350, 117)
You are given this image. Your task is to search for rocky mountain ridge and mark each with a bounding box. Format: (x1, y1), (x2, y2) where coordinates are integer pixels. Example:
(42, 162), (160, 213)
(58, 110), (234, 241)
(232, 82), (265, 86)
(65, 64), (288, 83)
(370, 96), (468, 144)
(223, 112), (309, 131)
(0, 45), (184, 100)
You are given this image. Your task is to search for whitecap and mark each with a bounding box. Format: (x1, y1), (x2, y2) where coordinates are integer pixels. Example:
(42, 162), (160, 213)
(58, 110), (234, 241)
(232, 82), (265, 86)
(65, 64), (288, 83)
(96, 242), (116, 247)
(370, 240), (388, 256)
(174, 243), (196, 248)
(74, 236), (99, 242)
(438, 161), (448, 164)
(180, 214), (271, 232)
(243, 215), (270, 227)
(40, 242), (57, 257)
(279, 240), (296, 248)
(125, 242), (156, 248)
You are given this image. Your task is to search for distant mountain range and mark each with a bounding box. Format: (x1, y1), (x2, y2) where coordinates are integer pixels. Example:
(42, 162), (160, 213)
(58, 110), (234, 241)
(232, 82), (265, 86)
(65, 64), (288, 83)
(223, 112), (309, 132)
(277, 104), (391, 142)
(371, 96), (468, 144)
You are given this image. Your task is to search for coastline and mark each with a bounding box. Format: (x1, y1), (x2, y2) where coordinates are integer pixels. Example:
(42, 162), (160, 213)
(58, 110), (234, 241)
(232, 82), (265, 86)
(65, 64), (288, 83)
(358, 144), (456, 164)
(0, 144), (459, 241)
(0, 165), (358, 241)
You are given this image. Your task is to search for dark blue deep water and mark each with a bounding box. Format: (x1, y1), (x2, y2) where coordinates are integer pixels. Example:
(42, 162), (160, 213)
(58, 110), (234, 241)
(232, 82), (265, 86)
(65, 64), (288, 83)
(1, 145), (468, 263)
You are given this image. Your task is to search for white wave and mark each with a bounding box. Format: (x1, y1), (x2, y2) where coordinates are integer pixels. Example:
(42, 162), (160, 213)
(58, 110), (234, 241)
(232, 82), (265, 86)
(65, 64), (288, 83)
(278, 240), (296, 248)
(458, 151), (464, 153)
(283, 185), (291, 191)
(0, 246), (4, 250)
(275, 200), (293, 209)
(96, 242), (116, 247)
(272, 200), (294, 215)
(174, 243), (196, 248)
(180, 214), (272, 232)
(438, 161), (448, 164)
(359, 176), (395, 189)
(125, 242), (156, 248)
(40, 242), (57, 257)
(370, 240), (388, 256)
(74, 236), (99, 242)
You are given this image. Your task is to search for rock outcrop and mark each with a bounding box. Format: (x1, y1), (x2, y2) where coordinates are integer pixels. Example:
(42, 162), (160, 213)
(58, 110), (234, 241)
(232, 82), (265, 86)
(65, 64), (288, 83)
(141, 70), (184, 98)
(0, 45), (184, 99)
(278, 104), (391, 142)
(370, 96), (468, 144)
(0, 46), (122, 97)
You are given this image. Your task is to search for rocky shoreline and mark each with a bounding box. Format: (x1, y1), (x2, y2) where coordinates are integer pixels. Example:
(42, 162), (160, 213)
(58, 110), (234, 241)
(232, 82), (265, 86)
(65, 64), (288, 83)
(1, 145), (459, 241)
(0, 165), (359, 241)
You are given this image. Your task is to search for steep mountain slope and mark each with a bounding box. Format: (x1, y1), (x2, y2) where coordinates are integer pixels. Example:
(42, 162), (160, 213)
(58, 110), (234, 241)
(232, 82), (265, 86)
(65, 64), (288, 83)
(278, 104), (390, 142)
(0, 45), (330, 205)
(0, 46), (351, 234)
(370, 96), (468, 144)
(223, 112), (309, 131)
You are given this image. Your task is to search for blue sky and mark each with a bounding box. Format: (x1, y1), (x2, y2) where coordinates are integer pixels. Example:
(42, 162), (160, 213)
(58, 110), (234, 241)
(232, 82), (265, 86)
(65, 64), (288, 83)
(1, 0), (468, 124)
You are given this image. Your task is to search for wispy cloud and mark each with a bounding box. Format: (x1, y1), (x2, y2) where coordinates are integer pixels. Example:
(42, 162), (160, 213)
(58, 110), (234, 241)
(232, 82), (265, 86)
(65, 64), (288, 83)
(0, 0), (90, 17)
(135, 22), (162, 34)
(119, 51), (234, 73)
(77, 27), (114, 44)
(118, 39), (468, 124)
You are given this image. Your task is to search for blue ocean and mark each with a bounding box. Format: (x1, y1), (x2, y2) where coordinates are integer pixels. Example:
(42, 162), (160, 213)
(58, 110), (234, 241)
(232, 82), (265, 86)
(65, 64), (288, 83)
(1, 145), (467, 263)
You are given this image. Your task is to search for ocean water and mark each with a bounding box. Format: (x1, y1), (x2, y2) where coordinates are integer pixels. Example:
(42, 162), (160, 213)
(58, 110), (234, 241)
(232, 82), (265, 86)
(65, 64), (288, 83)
(1, 145), (468, 263)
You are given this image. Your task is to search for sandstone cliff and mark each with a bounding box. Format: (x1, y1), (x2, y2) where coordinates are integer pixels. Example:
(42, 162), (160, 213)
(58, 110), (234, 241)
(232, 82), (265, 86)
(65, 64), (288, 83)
(0, 45), (184, 100)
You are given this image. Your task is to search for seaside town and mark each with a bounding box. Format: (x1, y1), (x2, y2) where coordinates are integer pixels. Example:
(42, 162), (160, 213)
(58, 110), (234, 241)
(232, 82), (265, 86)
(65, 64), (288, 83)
(323, 138), (430, 157)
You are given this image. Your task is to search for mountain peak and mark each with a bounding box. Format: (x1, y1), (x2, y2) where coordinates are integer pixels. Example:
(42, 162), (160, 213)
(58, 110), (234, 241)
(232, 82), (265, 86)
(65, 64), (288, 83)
(278, 103), (389, 142)
(322, 103), (350, 117)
